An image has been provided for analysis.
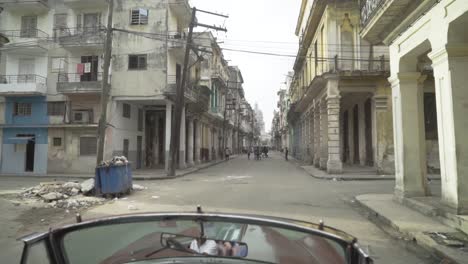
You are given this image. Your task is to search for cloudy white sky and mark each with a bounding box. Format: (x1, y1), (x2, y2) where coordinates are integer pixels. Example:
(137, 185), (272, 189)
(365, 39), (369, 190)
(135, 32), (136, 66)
(191, 0), (301, 132)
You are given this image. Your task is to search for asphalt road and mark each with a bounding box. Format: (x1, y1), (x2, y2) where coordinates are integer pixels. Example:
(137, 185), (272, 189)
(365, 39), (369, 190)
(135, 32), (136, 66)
(0, 152), (440, 263)
(85, 151), (438, 264)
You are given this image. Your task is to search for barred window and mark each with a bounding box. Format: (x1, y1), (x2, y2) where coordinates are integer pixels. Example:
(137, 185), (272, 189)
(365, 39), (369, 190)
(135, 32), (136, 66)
(130, 8), (148, 25)
(123, 103), (131, 118)
(14, 102), (32, 116)
(138, 108), (143, 131)
(128, 54), (147, 70)
(53, 137), (62, 147)
(80, 137), (97, 156)
(48, 102), (65, 116)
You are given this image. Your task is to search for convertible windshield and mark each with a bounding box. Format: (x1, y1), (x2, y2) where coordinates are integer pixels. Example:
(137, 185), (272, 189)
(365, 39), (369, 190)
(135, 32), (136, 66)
(62, 218), (347, 264)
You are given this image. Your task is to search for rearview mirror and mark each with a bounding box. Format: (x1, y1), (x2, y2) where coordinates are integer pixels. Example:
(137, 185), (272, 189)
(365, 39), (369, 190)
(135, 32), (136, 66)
(160, 233), (248, 258)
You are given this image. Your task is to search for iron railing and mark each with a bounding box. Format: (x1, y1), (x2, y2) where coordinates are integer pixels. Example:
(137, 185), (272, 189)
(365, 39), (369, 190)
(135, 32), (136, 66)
(0, 74), (46, 84)
(57, 72), (103, 83)
(0, 28), (49, 39)
(54, 26), (105, 39)
(311, 54), (390, 75)
(166, 75), (195, 98)
(360, 0), (388, 27)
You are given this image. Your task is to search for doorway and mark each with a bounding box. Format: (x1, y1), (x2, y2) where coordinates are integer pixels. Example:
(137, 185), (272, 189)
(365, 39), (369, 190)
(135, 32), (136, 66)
(342, 110), (349, 163)
(83, 13), (100, 33)
(353, 105), (359, 164)
(137, 136), (142, 169)
(80, 56), (99, 82)
(18, 134), (35, 172)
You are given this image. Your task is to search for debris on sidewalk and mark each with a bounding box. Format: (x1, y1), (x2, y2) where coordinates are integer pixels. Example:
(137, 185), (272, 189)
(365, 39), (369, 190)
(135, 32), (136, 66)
(132, 184), (147, 191)
(18, 180), (105, 209)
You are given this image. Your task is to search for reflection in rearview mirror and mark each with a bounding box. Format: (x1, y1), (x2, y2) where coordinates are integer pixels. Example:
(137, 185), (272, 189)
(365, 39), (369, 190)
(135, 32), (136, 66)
(160, 232), (248, 258)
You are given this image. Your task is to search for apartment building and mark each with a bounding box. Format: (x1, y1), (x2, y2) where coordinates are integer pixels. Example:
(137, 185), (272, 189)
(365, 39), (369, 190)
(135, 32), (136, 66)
(0, 0), (211, 174)
(288, 0), (394, 174)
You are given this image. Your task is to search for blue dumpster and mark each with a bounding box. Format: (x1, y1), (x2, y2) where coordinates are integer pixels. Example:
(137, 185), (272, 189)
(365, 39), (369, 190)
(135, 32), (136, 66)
(95, 163), (132, 196)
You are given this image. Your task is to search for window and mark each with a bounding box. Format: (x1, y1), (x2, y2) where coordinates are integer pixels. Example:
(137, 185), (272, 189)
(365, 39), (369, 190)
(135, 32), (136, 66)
(48, 102), (65, 116)
(123, 103), (131, 118)
(14, 102), (32, 116)
(80, 137), (97, 156)
(123, 139), (129, 158)
(138, 109), (143, 131)
(128, 54), (147, 70)
(53, 137), (62, 147)
(130, 8), (148, 25)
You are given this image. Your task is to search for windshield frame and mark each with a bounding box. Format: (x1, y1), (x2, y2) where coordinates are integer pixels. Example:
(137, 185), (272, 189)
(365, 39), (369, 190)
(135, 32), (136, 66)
(25, 212), (360, 264)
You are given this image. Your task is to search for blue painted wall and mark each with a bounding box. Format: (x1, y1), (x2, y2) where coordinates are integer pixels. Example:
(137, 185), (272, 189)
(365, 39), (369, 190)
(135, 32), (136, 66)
(1, 96), (48, 174)
(5, 96), (48, 125)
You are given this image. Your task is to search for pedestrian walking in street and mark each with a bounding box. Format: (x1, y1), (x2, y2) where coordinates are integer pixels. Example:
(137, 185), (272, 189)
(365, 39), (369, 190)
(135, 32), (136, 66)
(247, 148), (251, 160)
(284, 147), (289, 161)
(225, 147), (231, 160)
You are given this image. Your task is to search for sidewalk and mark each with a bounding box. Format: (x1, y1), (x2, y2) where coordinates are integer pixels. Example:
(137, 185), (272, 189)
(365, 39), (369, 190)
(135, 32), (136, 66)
(0, 156), (236, 180)
(355, 194), (468, 263)
(287, 155), (440, 181)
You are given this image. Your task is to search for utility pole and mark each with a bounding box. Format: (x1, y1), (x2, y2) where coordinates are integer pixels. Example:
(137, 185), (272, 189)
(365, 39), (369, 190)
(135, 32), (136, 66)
(96, 0), (113, 165)
(168, 8), (228, 176)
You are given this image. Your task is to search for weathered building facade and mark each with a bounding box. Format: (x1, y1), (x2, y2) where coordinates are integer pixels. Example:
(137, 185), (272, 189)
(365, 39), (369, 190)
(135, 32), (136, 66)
(288, 0), (394, 174)
(360, 0), (468, 214)
(0, 0), (252, 174)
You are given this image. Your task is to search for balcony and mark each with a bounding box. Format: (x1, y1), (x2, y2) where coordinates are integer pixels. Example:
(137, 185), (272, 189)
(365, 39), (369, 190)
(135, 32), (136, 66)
(0, 75), (47, 95)
(63, 0), (107, 8)
(168, 0), (191, 27)
(0, 0), (49, 14)
(311, 53), (390, 77)
(164, 75), (196, 102)
(54, 26), (105, 50)
(167, 31), (186, 50)
(57, 73), (103, 94)
(211, 68), (228, 87)
(360, 0), (426, 44)
(0, 29), (49, 54)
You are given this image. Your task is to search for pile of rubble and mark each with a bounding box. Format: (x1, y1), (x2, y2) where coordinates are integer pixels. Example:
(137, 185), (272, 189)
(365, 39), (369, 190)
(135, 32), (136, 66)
(20, 179), (105, 209)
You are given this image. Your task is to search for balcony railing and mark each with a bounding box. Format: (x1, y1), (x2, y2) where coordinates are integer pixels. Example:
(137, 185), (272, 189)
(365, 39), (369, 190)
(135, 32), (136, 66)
(166, 75), (195, 98)
(0, 74), (47, 95)
(360, 0), (387, 27)
(57, 72), (103, 93)
(0, 74), (46, 84)
(54, 26), (105, 46)
(168, 31), (186, 49)
(0, 29), (49, 39)
(312, 55), (390, 76)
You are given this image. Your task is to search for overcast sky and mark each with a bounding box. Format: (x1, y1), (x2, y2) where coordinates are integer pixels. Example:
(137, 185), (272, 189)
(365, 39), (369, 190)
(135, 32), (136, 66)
(191, 0), (301, 132)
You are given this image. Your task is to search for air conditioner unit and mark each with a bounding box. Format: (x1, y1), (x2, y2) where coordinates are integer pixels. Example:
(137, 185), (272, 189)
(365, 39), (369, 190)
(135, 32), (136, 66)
(72, 110), (90, 123)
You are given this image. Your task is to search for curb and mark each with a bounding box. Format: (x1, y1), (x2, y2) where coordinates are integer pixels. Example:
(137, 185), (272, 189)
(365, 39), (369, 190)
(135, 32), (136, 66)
(0, 156), (235, 181)
(288, 158), (440, 181)
(354, 196), (463, 264)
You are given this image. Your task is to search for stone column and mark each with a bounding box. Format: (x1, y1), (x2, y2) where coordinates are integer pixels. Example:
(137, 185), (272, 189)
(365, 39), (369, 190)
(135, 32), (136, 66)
(178, 107), (186, 169)
(165, 102), (172, 171)
(309, 111), (314, 161)
(313, 101), (321, 167)
(429, 46), (468, 214)
(194, 119), (201, 164)
(187, 118), (194, 167)
(207, 126), (212, 161)
(327, 95), (343, 173)
(358, 101), (367, 166)
(319, 100), (328, 169)
(389, 72), (428, 200)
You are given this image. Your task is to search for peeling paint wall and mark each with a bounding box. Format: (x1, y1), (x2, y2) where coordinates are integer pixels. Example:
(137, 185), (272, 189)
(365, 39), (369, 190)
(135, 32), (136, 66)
(111, 0), (168, 97)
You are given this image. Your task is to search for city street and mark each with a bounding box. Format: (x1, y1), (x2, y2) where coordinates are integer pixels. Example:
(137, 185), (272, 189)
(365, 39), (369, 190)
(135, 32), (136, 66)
(0, 152), (440, 263)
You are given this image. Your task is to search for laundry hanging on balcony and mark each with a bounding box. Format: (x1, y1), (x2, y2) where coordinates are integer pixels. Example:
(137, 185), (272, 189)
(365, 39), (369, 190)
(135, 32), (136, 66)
(77, 63), (85, 75)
